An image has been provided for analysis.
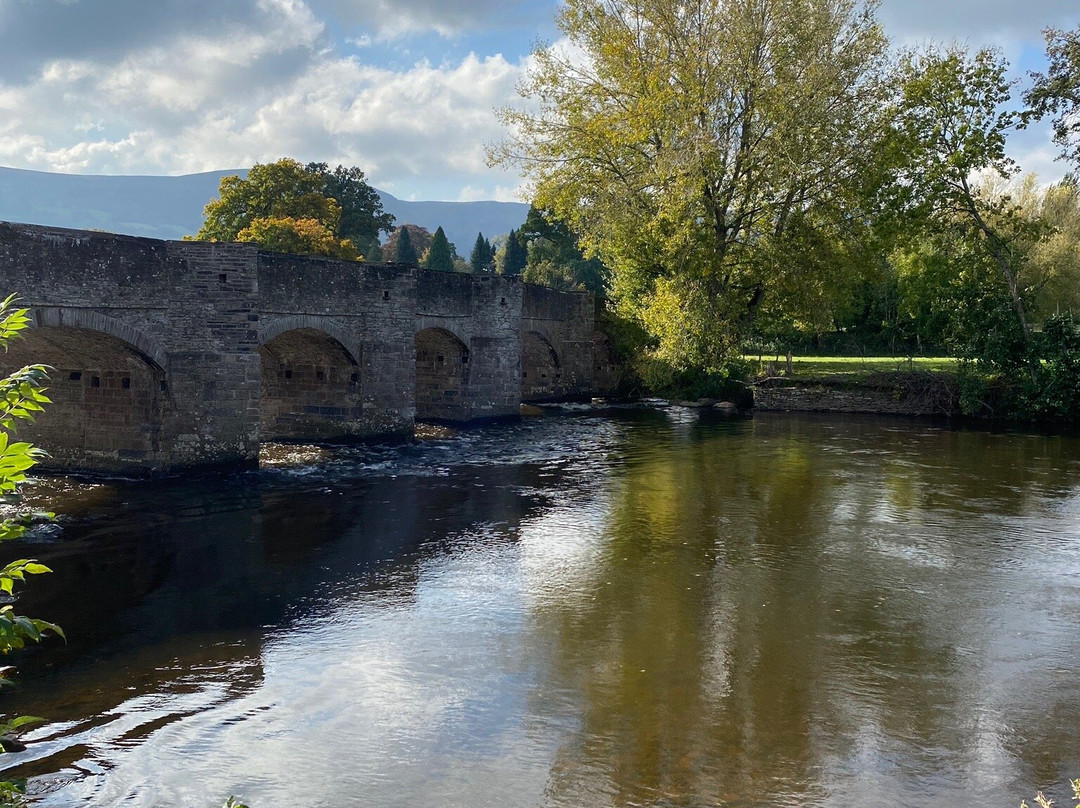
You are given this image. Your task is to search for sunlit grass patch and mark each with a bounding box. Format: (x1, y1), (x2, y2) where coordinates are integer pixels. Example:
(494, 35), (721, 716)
(745, 355), (959, 378)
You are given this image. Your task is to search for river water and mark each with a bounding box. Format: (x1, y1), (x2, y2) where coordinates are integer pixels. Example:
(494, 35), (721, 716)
(2, 408), (1080, 807)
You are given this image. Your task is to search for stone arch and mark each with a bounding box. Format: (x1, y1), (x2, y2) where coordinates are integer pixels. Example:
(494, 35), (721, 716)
(31, 307), (169, 371)
(415, 327), (471, 422)
(260, 327), (364, 442)
(259, 315), (361, 366)
(0, 324), (170, 473)
(521, 330), (564, 402)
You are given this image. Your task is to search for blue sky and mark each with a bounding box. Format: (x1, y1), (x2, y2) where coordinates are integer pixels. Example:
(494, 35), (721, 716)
(0, 0), (1074, 201)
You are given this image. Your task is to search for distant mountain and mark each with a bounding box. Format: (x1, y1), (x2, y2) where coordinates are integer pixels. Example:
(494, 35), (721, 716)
(0, 166), (528, 254)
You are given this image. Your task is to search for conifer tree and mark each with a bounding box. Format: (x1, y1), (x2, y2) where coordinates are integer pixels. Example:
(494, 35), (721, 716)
(422, 226), (456, 272)
(501, 228), (528, 276)
(393, 226), (419, 264)
(470, 232), (494, 273)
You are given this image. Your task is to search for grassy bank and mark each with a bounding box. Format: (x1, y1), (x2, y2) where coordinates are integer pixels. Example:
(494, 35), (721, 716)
(745, 354), (958, 379)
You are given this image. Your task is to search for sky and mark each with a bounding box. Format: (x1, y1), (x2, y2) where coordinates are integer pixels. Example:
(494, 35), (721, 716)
(0, 0), (1075, 202)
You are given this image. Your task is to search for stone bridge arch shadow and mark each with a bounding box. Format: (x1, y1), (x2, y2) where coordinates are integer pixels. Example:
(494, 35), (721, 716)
(258, 318), (364, 442)
(520, 331), (565, 403)
(0, 310), (171, 473)
(415, 327), (471, 423)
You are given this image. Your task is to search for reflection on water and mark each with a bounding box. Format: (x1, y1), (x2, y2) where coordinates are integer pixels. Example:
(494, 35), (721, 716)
(3, 411), (1080, 806)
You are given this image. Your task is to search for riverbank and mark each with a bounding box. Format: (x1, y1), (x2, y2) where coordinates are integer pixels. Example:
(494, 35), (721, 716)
(752, 371), (961, 417)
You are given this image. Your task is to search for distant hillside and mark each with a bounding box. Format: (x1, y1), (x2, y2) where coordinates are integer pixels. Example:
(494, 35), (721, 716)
(0, 166), (528, 254)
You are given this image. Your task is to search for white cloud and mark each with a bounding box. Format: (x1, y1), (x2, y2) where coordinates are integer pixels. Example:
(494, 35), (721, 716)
(309, 0), (546, 40)
(0, 0), (1072, 199)
(0, 3), (530, 197)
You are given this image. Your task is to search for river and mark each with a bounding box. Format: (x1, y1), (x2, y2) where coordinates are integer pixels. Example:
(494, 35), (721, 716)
(2, 408), (1080, 807)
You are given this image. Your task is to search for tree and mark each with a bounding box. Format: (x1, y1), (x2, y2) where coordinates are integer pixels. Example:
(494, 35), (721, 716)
(195, 158), (342, 242)
(236, 216), (360, 260)
(1025, 26), (1080, 167)
(306, 162), (395, 245)
(497, 228), (528, 276)
(470, 233), (494, 274)
(394, 226), (418, 264)
(355, 235), (384, 263)
(383, 224), (431, 264)
(422, 226), (456, 272)
(518, 206), (608, 294)
(192, 158), (392, 260)
(494, 0), (890, 368)
(895, 46), (1039, 353)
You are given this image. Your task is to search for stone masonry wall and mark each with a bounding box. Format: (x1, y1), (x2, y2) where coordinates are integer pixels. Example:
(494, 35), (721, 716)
(1, 222), (610, 473)
(415, 270), (522, 421)
(520, 284), (595, 401)
(257, 252), (416, 438)
(753, 376), (960, 417)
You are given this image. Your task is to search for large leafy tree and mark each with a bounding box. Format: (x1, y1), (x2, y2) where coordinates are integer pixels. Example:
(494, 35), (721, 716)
(1025, 26), (1080, 167)
(195, 158), (341, 241)
(494, 0), (890, 367)
(307, 162), (395, 245)
(894, 47), (1040, 354)
(518, 206), (608, 294)
(236, 217), (361, 260)
(192, 158), (392, 260)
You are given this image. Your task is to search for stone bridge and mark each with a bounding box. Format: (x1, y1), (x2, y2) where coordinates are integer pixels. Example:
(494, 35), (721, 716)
(0, 223), (617, 475)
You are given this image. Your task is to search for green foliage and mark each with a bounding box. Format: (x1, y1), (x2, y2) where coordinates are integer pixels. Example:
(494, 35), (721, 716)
(633, 355), (752, 405)
(518, 206), (608, 294)
(393, 226), (419, 264)
(421, 226), (455, 272)
(195, 158), (341, 242)
(306, 162), (395, 244)
(495, 0), (890, 368)
(356, 235), (384, 264)
(497, 228), (527, 276)
(0, 780), (25, 808)
(191, 158), (390, 260)
(469, 232), (494, 274)
(235, 217), (360, 260)
(895, 46), (1039, 347)
(0, 295), (63, 798)
(1025, 26), (1080, 167)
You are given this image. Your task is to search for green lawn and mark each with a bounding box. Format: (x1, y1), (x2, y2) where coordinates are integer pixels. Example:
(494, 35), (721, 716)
(745, 354), (959, 378)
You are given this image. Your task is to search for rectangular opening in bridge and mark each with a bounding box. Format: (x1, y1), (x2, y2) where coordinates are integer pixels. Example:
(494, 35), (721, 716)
(284, 369), (293, 379)
(122, 377), (131, 389)
(382, 290), (390, 300)
(316, 370), (325, 381)
(69, 371), (82, 381)
(160, 381), (168, 392)
(501, 297), (507, 306)
(219, 273), (227, 284)
(90, 376), (100, 388)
